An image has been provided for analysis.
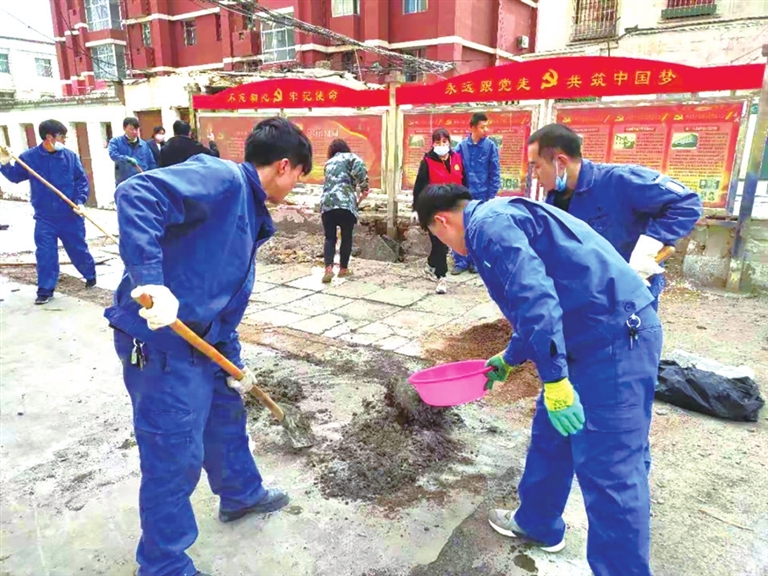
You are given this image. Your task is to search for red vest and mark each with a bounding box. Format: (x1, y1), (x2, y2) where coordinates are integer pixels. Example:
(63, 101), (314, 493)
(425, 152), (464, 185)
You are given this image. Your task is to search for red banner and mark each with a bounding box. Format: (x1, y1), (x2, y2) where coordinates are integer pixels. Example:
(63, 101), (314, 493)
(193, 78), (389, 110)
(396, 57), (763, 105)
(556, 103), (744, 208)
(402, 111), (532, 196)
(199, 114), (383, 188)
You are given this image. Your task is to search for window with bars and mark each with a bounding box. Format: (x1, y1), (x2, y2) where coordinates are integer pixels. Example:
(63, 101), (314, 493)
(91, 44), (126, 80)
(0, 53), (9, 74)
(662, 0), (717, 19)
(571, 0), (619, 42)
(260, 13), (296, 63)
(141, 23), (152, 47)
(35, 58), (53, 78)
(403, 0), (427, 14)
(332, 0), (359, 17)
(85, 0), (121, 32)
(183, 20), (197, 46)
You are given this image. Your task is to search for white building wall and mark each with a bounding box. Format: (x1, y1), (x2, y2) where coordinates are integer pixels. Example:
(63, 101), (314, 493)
(124, 75), (195, 132)
(0, 101), (127, 207)
(0, 36), (60, 100)
(532, 0), (768, 65)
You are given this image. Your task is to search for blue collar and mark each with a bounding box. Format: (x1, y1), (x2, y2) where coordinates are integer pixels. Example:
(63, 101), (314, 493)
(574, 159), (596, 194)
(240, 162), (268, 204)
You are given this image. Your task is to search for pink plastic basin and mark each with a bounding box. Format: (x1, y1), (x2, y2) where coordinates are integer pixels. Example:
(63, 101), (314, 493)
(408, 360), (493, 407)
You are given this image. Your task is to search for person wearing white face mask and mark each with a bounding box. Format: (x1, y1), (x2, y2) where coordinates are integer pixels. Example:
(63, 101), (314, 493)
(146, 125), (166, 166)
(411, 127), (468, 294)
(0, 119), (97, 304)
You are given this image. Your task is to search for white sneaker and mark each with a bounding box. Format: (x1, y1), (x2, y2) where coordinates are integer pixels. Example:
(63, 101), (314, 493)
(488, 508), (565, 553)
(436, 278), (448, 294)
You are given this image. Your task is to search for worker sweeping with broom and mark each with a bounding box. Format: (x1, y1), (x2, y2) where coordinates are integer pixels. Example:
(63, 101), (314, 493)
(415, 183), (663, 576)
(0, 120), (97, 305)
(104, 117), (313, 576)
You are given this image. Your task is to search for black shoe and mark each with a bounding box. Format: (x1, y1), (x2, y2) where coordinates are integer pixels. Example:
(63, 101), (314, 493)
(451, 266), (466, 275)
(195, 572), (212, 576)
(218, 488), (290, 523)
(85, 278), (97, 289)
(35, 295), (52, 305)
(0, 224), (9, 231)
(468, 265), (477, 274)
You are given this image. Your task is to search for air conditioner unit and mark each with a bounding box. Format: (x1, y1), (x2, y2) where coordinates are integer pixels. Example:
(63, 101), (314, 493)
(517, 35), (530, 49)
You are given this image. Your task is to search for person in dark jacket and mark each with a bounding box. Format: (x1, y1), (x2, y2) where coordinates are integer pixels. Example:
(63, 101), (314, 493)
(146, 126), (166, 165)
(159, 120), (218, 167)
(412, 128), (468, 295)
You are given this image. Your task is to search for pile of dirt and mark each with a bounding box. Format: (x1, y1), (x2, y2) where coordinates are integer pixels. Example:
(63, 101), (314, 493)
(314, 378), (464, 503)
(423, 319), (541, 404)
(258, 231), (323, 265)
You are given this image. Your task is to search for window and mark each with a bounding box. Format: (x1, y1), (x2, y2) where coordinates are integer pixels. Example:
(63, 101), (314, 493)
(85, 0), (121, 32)
(0, 53), (9, 74)
(662, 0), (717, 19)
(141, 22), (152, 47)
(100, 122), (113, 147)
(215, 14), (222, 41)
(401, 49), (425, 82)
(403, 0), (427, 14)
(35, 58), (53, 78)
(91, 44), (126, 80)
(0, 125), (9, 147)
(183, 20), (197, 46)
(332, 0), (359, 17)
(260, 14), (296, 63)
(571, 0), (618, 42)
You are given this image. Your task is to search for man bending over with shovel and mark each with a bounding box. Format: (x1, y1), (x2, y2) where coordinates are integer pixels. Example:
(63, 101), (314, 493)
(416, 183), (663, 576)
(105, 118), (312, 576)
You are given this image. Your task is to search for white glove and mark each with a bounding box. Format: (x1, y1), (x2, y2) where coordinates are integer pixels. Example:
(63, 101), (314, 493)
(227, 366), (256, 396)
(410, 212), (419, 224)
(73, 204), (84, 217)
(0, 146), (11, 166)
(130, 285), (179, 330)
(629, 234), (665, 282)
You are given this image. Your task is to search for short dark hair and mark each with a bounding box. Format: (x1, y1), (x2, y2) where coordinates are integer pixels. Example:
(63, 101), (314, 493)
(123, 117), (140, 129)
(173, 120), (191, 136)
(527, 123), (582, 160)
(244, 117), (313, 175)
(415, 183), (473, 230)
(431, 128), (450, 143)
(327, 138), (351, 159)
(38, 119), (67, 140)
(153, 125), (165, 135)
(470, 113), (488, 128)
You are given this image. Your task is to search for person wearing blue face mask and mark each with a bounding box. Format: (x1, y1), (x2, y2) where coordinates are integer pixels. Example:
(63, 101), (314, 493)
(528, 123), (702, 310)
(0, 119), (97, 305)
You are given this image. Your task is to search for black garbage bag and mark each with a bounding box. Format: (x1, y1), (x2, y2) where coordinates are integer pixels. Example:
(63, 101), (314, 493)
(656, 360), (765, 422)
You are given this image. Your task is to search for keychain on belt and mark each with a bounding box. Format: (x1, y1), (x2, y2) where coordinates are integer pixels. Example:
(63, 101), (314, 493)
(627, 314), (641, 350)
(130, 338), (146, 369)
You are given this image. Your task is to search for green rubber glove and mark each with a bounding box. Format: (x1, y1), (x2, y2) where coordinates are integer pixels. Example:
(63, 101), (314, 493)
(485, 353), (513, 390)
(127, 157), (139, 166)
(543, 378), (585, 437)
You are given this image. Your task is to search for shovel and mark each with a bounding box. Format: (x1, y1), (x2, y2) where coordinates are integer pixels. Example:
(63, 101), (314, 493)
(134, 293), (315, 449)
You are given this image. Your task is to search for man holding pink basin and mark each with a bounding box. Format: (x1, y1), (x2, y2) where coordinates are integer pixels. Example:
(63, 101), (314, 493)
(415, 183), (661, 576)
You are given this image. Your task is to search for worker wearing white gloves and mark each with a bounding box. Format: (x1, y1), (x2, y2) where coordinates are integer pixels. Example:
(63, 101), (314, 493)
(528, 123), (702, 312)
(107, 118), (312, 576)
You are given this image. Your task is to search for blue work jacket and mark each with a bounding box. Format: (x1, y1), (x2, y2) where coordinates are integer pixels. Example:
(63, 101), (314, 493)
(455, 136), (501, 200)
(0, 144), (89, 219)
(108, 135), (157, 185)
(545, 160), (703, 259)
(104, 155), (275, 367)
(465, 198), (654, 384)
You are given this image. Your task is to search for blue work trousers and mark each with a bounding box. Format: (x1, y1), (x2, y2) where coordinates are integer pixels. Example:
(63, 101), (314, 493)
(514, 305), (662, 576)
(114, 331), (266, 576)
(452, 250), (474, 271)
(35, 216), (96, 297)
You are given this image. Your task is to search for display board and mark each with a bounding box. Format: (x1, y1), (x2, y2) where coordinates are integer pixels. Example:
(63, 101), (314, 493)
(402, 110), (533, 196)
(198, 114), (383, 188)
(556, 103), (743, 208)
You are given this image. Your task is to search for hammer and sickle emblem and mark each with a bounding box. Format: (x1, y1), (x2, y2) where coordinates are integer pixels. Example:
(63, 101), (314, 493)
(674, 114), (684, 121)
(541, 69), (558, 89)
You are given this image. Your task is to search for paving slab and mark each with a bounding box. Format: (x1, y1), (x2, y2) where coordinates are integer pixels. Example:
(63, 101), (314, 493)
(324, 280), (382, 299)
(286, 271), (347, 292)
(241, 308), (310, 327)
(365, 286), (428, 307)
(289, 313), (345, 335)
(321, 319), (370, 339)
(413, 292), (486, 315)
(258, 264), (314, 285)
(249, 286), (315, 306)
(251, 281), (278, 295)
(280, 292), (351, 317)
(334, 300), (401, 322)
(394, 340), (425, 358)
(381, 309), (453, 337)
(463, 302), (505, 323)
(339, 321), (394, 346)
(374, 335), (412, 351)
(243, 301), (277, 315)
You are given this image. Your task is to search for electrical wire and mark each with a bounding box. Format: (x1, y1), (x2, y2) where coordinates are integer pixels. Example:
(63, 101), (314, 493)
(199, 0), (454, 76)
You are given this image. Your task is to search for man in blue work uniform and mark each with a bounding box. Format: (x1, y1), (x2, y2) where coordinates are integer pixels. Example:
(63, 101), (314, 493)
(0, 119), (97, 305)
(108, 116), (157, 186)
(415, 183), (663, 576)
(105, 118), (313, 576)
(452, 112), (501, 274)
(528, 123), (702, 309)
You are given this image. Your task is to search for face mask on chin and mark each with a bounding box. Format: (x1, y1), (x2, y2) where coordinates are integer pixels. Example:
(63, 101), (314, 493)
(554, 160), (567, 193)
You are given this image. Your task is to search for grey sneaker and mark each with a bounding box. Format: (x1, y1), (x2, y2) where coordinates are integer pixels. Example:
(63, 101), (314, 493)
(487, 509), (565, 553)
(451, 266), (466, 275)
(218, 488), (290, 523)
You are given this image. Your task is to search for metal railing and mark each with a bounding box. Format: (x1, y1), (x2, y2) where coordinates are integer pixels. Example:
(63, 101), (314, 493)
(663, 0), (717, 19)
(571, 0), (619, 42)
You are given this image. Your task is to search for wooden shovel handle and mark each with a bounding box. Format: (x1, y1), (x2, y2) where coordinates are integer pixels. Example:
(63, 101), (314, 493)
(133, 293), (285, 421)
(655, 246), (675, 264)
